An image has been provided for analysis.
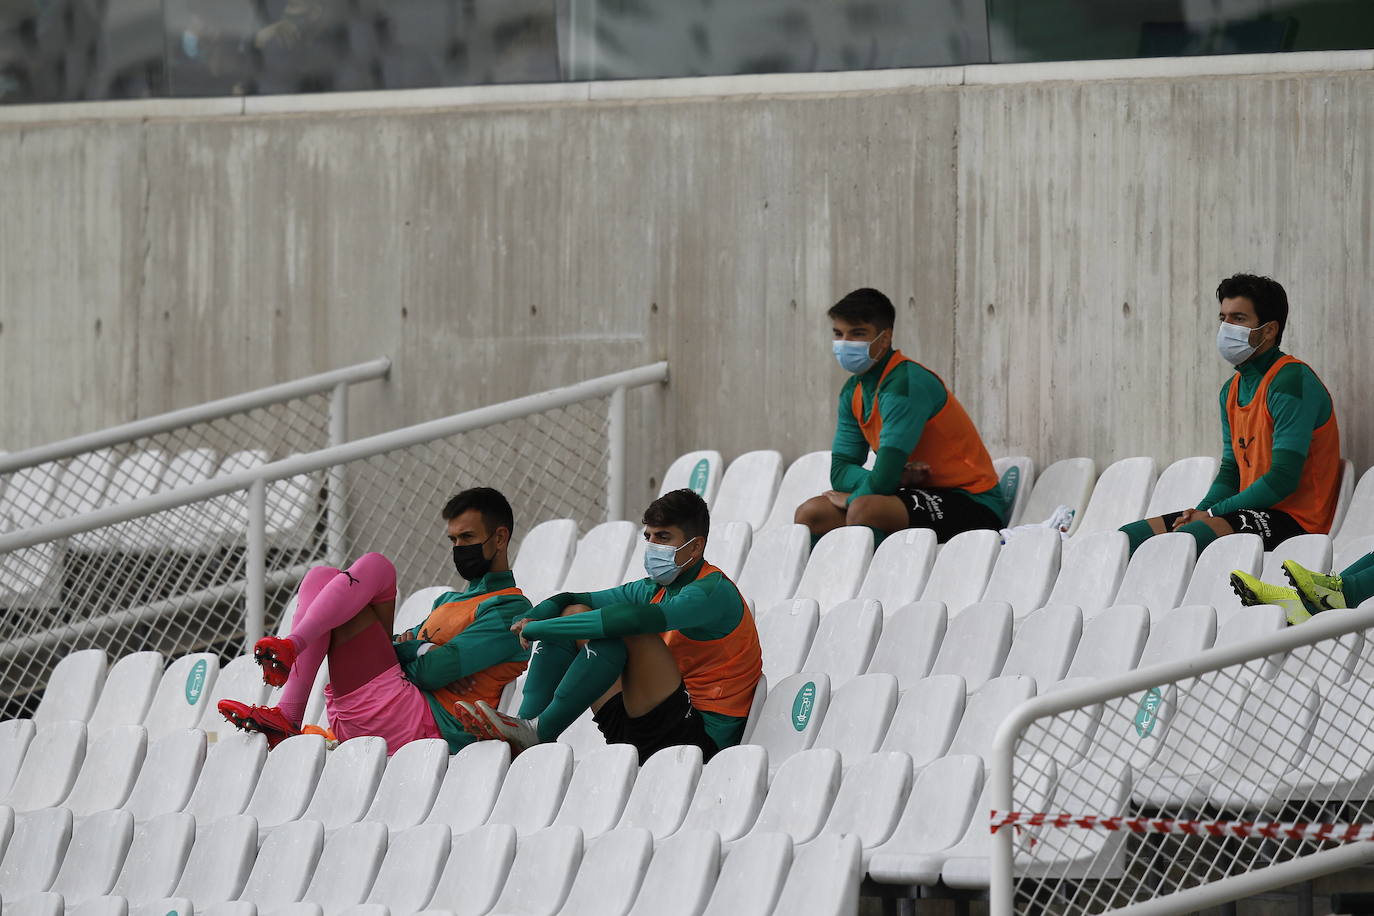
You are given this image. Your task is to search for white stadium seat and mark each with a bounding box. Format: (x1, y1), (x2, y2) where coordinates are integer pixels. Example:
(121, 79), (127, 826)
(197, 655), (269, 735)
(33, 648), (107, 727)
(811, 672), (898, 768)
(800, 598), (882, 688)
(1065, 604), (1150, 678)
(2, 718), (85, 811)
(879, 675), (965, 767)
(737, 748), (841, 847)
(712, 450), (784, 530)
(1180, 533), (1263, 621)
(920, 529), (1000, 615)
(224, 819), (324, 914)
(771, 832), (863, 916)
(1046, 531), (1129, 618)
(1114, 531), (1196, 622)
(993, 455), (1035, 526)
(487, 741), (575, 836)
(868, 753), (982, 881)
(1020, 457), (1095, 535)
(756, 598), (820, 685)
(0, 806), (73, 901)
(143, 653), (220, 742)
(557, 708), (610, 760)
(355, 822), (451, 915)
(426, 739), (512, 834)
(551, 744), (638, 839)
(418, 823), (516, 916)
(699, 831), (791, 916)
(1334, 465), (1374, 550)
(1001, 604), (1082, 686)
(856, 527), (938, 614)
(616, 745), (702, 839)
(86, 651), (163, 738)
(932, 762), (1055, 889)
(0, 462), (62, 527)
(243, 733), (327, 832)
(62, 448), (118, 518)
(1146, 456), (1219, 516)
(703, 520), (752, 581)
(512, 518), (579, 605)
(928, 602), (1013, 692)
(1137, 605), (1217, 668)
(63, 723), (146, 816)
(742, 673), (830, 770)
(659, 449), (724, 503)
(160, 813), (259, 911)
(0, 718), (35, 796)
(393, 586), (453, 636)
(284, 820), (388, 916)
(558, 827), (653, 916)
(736, 523), (810, 612)
(361, 737), (449, 831)
(803, 750), (911, 853)
(101, 810), (196, 906)
(865, 601), (945, 687)
(487, 825), (583, 916)
(792, 526), (873, 612)
(945, 675), (1037, 761)
(559, 521), (637, 593)
(298, 735), (387, 831)
(981, 527), (1061, 620)
(626, 828), (720, 916)
(30, 808), (135, 911)
(1073, 456), (1156, 537)
(123, 728), (206, 822)
(677, 743), (768, 842)
(1262, 533), (1333, 582)
(184, 731), (267, 824)
(1331, 458), (1357, 535)
(761, 450), (831, 531)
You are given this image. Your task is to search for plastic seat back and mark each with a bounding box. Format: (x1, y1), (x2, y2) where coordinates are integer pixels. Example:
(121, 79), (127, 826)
(1146, 456), (1219, 516)
(1047, 531), (1130, 618)
(363, 737), (448, 830)
(757, 598), (820, 685)
(713, 450), (784, 530)
(857, 528), (938, 614)
(800, 598), (882, 688)
(123, 727), (206, 822)
(363, 823), (450, 911)
(879, 675), (966, 766)
(551, 744), (637, 838)
(560, 521), (637, 593)
(928, 601), (1013, 691)
(424, 823), (517, 916)
(746, 748), (842, 845)
(793, 527), (874, 613)
(626, 828), (721, 916)
(1331, 458), (1357, 535)
(426, 739), (511, 834)
(244, 733), (327, 828)
(1181, 533), (1264, 621)
(868, 754), (983, 882)
(762, 451), (831, 531)
(142, 653), (219, 742)
(703, 519), (753, 582)
(184, 732), (267, 823)
(1115, 531), (1197, 622)
(699, 831), (791, 916)
(818, 751), (913, 849)
(558, 827), (654, 916)
(487, 741), (575, 835)
(300, 820), (389, 911)
(512, 518), (578, 605)
(678, 744), (768, 842)
(736, 523), (810, 612)
(981, 527), (1061, 619)
(197, 656), (269, 737)
(486, 826), (583, 916)
(50, 808), (135, 902)
(64, 723), (147, 816)
(86, 651), (163, 737)
(33, 649), (107, 727)
(659, 450), (724, 503)
(1074, 456), (1157, 536)
(62, 448), (118, 517)
(866, 600), (945, 687)
(0, 718), (35, 796)
(994, 456), (1035, 526)
(0, 805), (72, 897)
(3, 718), (86, 811)
(237, 819), (324, 909)
(1021, 457), (1096, 535)
(1138, 605), (1217, 668)
(946, 676), (1037, 760)
(616, 745), (703, 839)
(1262, 533), (1333, 582)
(920, 529), (1000, 614)
(812, 673), (898, 767)
(1066, 604), (1150, 678)
(742, 672), (831, 770)
(1334, 465), (1374, 550)
(1001, 604), (1082, 686)
(109, 811), (195, 900)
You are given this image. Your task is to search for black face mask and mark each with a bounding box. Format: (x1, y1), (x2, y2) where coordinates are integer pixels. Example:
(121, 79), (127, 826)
(452, 535), (495, 581)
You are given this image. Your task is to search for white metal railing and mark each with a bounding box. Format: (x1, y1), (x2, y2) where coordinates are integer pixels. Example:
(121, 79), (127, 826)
(0, 358), (392, 530)
(990, 600), (1374, 915)
(0, 362), (668, 719)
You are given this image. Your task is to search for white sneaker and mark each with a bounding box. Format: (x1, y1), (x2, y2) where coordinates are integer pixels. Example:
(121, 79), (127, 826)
(476, 700), (541, 754)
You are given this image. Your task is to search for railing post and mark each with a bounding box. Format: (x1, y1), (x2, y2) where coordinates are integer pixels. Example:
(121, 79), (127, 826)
(989, 748), (1015, 915)
(244, 479), (267, 651)
(326, 380), (349, 566)
(607, 386), (626, 522)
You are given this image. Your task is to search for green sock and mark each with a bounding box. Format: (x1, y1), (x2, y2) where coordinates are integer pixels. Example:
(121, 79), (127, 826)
(517, 635), (579, 720)
(1119, 520), (1155, 556)
(809, 532), (823, 549)
(869, 528), (888, 547)
(535, 638), (627, 742)
(1339, 557), (1374, 607)
(1176, 520), (1219, 556)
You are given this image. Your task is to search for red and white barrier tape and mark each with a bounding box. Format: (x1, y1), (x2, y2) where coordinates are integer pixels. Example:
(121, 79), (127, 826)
(989, 811), (1374, 842)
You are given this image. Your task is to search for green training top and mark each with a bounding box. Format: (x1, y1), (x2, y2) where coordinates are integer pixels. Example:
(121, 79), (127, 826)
(1196, 347), (1334, 517)
(392, 569), (532, 753)
(522, 560), (753, 749)
(830, 350), (1008, 521)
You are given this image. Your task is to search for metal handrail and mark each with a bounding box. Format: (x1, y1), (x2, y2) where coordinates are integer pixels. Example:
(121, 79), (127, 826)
(0, 356), (392, 474)
(988, 598), (1374, 916)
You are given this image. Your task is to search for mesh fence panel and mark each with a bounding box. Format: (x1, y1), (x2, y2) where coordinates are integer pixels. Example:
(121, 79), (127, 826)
(1003, 616), (1374, 915)
(0, 395), (612, 721)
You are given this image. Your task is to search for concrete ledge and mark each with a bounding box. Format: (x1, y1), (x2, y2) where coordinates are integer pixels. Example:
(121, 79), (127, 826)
(0, 48), (1371, 124)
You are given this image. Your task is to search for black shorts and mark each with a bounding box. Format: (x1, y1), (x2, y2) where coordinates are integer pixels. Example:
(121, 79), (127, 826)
(896, 487), (1004, 543)
(593, 684), (719, 765)
(1160, 507), (1307, 551)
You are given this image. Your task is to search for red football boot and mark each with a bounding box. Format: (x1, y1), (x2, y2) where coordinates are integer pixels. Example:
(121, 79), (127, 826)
(454, 700), (501, 741)
(253, 635), (297, 687)
(218, 699), (302, 749)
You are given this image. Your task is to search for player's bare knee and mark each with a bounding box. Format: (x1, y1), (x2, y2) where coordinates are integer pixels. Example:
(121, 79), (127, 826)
(560, 603), (594, 617)
(794, 495), (830, 531)
(845, 495), (882, 527)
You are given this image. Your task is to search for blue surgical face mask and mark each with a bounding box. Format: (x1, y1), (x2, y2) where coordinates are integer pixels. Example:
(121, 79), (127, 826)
(643, 537), (699, 586)
(832, 333), (886, 374)
(1217, 322), (1258, 367)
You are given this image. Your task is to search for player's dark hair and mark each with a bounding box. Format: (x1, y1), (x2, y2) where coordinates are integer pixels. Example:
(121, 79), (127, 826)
(643, 488), (710, 541)
(1216, 273), (1289, 346)
(442, 487), (515, 539)
(828, 288), (896, 330)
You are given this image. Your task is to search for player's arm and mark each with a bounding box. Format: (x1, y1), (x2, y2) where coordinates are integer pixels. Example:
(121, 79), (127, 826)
(400, 595), (530, 689)
(830, 382), (871, 493)
(1207, 367), (1318, 515)
(848, 369), (940, 501)
(523, 582), (637, 621)
(521, 577), (729, 641)
(1196, 384), (1240, 512)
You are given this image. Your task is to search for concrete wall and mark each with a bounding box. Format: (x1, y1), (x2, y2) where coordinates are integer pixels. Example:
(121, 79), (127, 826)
(1, 58), (1372, 521)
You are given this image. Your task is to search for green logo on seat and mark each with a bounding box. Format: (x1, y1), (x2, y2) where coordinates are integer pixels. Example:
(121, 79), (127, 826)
(1000, 466), (1021, 504)
(689, 459), (711, 496)
(791, 682), (817, 732)
(185, 659), (207, 706)
(1134, 687), (1162, 738)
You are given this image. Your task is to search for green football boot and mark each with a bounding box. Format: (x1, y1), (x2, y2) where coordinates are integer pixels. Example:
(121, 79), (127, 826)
(1229, 569), (1310, 626)
(1281, 560), (1347, 617)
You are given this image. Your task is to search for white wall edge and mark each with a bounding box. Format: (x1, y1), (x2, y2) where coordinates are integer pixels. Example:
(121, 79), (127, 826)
(0, 48), (1371, 125)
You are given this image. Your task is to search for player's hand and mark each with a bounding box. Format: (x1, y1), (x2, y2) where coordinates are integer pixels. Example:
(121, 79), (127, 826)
(1171, 508), (1208, 530)
(900, 461), (932, 488)
(394, 630), (416, 643)
(453, 676), (476, 693)
(825, 490), (849, 510)
(511, 617), (533, 650)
